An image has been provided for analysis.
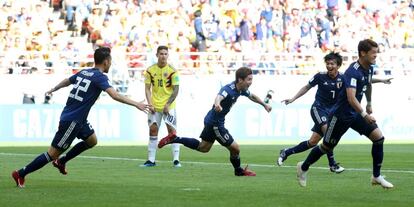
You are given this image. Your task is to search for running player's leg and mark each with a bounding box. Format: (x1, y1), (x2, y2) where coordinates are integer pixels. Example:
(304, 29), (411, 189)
(278, 131), (321, 166)
(297, 116), (349, 186)
(280, 106), (328, 165)
(13, 121), (80, 187)
(57, 122), (96, 169)
(351, 116), (393, 188)
(159, 124), (213, 151)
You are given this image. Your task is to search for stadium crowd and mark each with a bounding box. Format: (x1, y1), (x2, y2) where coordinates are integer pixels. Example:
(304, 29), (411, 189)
(0, 0), (413, 75)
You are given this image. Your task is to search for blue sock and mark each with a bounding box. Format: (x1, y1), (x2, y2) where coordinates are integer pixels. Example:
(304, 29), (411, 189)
(230, 155), (243, 174)
(285, 141), (312, 156)
(302, 145), (326, 171)
(372, 137), (384, 177)
(59, 141), (91, 164)
(326, 151), (336, 166)
(18, 152), (52, 177)
(172, 137), (200, 150)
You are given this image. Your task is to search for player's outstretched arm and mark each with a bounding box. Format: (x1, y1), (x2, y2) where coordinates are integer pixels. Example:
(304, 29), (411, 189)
(249, 93), (272, 112)
(46, 78), (71, 96)
(372, 77), (393, 84)
(105, 87), (151, 113)
(281, 84), (311, 105)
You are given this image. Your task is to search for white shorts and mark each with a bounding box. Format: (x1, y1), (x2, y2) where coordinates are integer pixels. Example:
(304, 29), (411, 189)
(147, 109), (177, 130)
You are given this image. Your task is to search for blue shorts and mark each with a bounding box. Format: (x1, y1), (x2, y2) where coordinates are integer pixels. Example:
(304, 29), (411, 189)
(323, 114), (378, 148)
(310, 105), (329, 136)
(199, 124), (234, 147)
(51, 121), (95, 151)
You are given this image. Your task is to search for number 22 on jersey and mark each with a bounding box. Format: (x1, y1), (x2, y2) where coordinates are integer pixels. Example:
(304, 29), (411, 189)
(69, 77), (91, 101)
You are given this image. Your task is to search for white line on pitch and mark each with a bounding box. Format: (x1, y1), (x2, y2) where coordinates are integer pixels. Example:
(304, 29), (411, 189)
(1, 152), (413, 174)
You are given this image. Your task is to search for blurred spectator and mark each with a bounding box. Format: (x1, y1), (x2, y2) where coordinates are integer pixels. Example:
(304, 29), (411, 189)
(193, 9), (206, 52)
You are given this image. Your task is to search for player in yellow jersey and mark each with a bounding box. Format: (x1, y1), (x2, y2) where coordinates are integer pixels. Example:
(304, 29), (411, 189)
(141, 46), (181, 167)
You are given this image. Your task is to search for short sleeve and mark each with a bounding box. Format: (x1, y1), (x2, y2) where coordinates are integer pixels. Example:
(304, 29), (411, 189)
(144, 70), (152, 84)
(242, 89), (250, 97)
(95, 74), (112, 91)
(69, 74), (77, 84)
(344, 70), (358, 89)
(308, 73), (319, 87)
(218, 86), (229, 98)
(171, 71), (179, 85)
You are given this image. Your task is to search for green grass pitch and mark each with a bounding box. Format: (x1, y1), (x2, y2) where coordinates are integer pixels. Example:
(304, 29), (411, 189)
(1, 144), (413, 207)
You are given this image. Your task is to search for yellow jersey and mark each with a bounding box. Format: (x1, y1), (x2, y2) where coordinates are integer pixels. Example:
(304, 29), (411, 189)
(144, 63), (179, 111)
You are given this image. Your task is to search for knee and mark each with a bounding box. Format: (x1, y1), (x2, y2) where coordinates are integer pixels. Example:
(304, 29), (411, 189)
(372, 137), (384, 145)
(87, 139), (97, 147)
(308, 139), (319, 146)
(149, 125), (158, 135)
(47, 147), (61, 160)
(230, 147), (240, 156)
(198, 146), (210, 153)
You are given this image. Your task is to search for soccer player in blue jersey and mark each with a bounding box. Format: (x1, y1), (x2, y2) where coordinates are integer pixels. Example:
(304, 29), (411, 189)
(158, 67), (272, 176)
(279, 52), (345, 173)
(296, 39), (394, 188)
(12, 47), (150, 188)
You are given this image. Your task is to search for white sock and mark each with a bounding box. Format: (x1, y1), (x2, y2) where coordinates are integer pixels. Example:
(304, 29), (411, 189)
(172, 143), (180, 161)
(148, 136), (158, 162)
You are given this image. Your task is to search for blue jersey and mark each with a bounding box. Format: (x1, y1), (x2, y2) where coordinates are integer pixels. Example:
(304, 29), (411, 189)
(308, 72), (344, 110)
(204, 81), (250, 126)
(60, 68), (112, 123)
(333, 61), (373, 118)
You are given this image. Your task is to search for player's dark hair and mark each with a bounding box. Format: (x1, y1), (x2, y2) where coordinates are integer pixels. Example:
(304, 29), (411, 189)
(324, 52), (343, 66)
(358, 39), (378, 57)
(235, 67), (252, 83)
(94, 47), (111, 64)
(157, 45), (168, 54)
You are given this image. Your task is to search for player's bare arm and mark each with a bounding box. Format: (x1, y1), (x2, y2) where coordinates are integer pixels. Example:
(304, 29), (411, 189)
(281, 84), (312, 105)
(346, 88), (376, 124)
(145, 83), (155, 113)
(372, 77), (393, 84)
(164, 85), (179, 115)
(214, 94), (224, 112)
(249, 93), (272, 112)
(365, 82), (373, 114)
(106, 87), (150, 113)
(46, 78), (71, 95)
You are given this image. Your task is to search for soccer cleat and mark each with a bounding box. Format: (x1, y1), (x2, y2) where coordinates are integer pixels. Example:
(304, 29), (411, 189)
(371, 175), (394, 189)
(12, 170), (25, 188)
(277, 148), (288, 166)
(158, 132), (177, 149)
(52, 159), (68, 175)
(296, 161), (308, 187)
(329, 163), (345, 174)
(236, 165), (256, 176)
(140, 160), (156, 167)
(173, 160), (182, 168)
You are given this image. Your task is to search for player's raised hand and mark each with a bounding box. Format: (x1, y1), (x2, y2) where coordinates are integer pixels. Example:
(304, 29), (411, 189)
(281, 99), (294, 105)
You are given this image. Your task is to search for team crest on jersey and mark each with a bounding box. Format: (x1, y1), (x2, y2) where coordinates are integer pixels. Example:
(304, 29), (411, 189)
(163, 72), (168, 78)
(336, 81), (342, 89)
